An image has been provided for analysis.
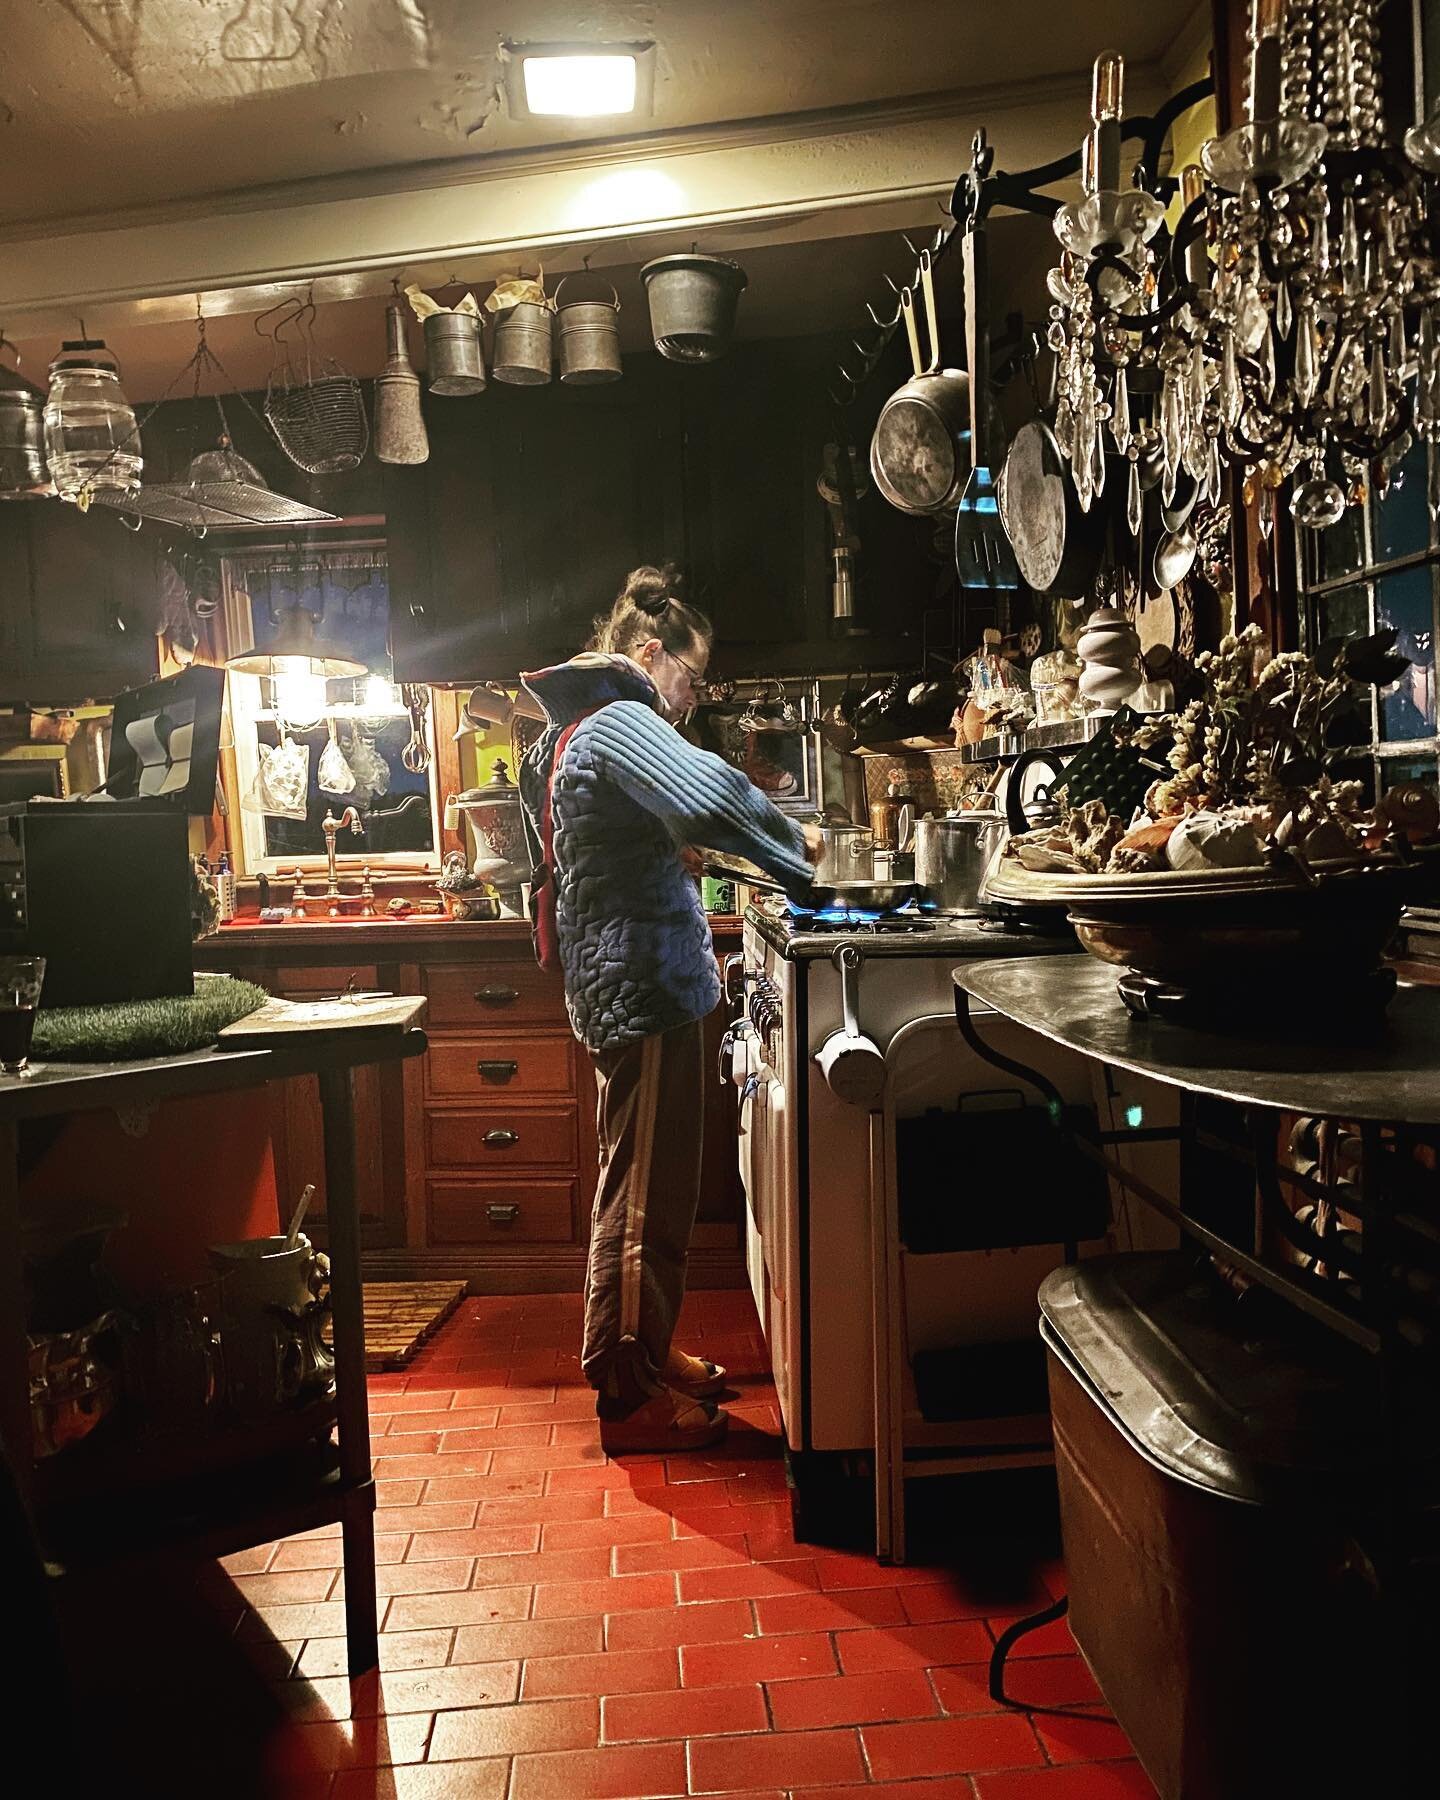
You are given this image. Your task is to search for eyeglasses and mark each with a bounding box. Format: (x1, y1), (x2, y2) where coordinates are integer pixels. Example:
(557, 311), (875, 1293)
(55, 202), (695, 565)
(665, 647), (709, 694)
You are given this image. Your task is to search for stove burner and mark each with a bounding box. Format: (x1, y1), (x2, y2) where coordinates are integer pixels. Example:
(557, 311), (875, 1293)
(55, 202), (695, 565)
(786, 907), (936, 936)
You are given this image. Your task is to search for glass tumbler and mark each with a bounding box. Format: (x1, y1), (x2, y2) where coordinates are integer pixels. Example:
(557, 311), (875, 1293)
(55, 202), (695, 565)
(0, 956), (45, 1075)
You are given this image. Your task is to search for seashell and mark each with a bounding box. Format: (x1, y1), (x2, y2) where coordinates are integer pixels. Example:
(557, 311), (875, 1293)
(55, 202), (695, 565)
(1165, 810), (1266, 872)
(1017, 844), (1086, 874)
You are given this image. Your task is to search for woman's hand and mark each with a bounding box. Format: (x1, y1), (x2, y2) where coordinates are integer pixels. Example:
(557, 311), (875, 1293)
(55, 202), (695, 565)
(801, 823), (826, 865)
(679, 846), (703, 879)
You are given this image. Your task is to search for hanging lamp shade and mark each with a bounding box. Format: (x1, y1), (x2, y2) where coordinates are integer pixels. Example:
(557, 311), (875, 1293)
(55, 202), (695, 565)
(224, 603), (366, 679)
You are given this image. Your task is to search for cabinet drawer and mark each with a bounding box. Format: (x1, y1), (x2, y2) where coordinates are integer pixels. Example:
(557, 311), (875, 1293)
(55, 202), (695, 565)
(427, 1104), (578, 1170)
(427, 1035), (575, 1099)
(428, 1179), (577, 1246)
(424, 961), (565, 1027)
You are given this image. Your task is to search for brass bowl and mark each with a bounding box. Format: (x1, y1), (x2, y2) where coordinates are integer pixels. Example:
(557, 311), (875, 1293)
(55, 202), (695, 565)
(988, 855), (1414, 1008)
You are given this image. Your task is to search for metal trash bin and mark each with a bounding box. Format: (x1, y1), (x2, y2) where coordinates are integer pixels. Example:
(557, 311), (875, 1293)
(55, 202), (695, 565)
(1039, 1252), (1409, 1799)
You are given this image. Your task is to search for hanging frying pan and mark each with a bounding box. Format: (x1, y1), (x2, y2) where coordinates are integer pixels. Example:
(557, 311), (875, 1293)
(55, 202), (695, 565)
(869, 253), (972, 517)
(997, 416), (1106, 598)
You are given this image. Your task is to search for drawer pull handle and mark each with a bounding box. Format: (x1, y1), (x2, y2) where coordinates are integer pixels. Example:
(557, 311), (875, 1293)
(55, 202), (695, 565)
(484, 1128), (520, 1148)
(477, 1059), (519, 1082)
(486, 1203), (520, 1224)
(475, 984), (519, 1006)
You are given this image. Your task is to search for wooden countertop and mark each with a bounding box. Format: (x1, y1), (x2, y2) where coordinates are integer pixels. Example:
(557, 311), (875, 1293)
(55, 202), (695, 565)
(195, 913), (745, 966)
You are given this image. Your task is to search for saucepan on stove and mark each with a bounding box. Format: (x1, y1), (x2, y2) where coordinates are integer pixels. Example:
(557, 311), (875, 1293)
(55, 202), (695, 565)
(700, 851), (919, 915)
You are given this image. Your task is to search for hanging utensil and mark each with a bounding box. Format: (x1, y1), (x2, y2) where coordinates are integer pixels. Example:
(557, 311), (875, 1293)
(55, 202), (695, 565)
(869, 252), (973, 517)
(953, 175), (1019, 590)
(374, 300), (429, 465)
(401, 684), (431, 773)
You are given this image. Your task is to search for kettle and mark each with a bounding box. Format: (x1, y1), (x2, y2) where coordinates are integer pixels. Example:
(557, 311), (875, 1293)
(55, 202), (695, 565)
(977, 749), (1068, 905)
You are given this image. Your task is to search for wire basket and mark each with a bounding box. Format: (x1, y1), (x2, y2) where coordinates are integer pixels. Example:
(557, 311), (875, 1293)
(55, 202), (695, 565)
(265, 373), (369, 475)
(262, 300), (369, 475)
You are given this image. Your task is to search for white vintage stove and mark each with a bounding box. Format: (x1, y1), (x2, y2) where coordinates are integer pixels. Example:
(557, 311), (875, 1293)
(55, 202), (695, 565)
(729, 895), (1162, 1556)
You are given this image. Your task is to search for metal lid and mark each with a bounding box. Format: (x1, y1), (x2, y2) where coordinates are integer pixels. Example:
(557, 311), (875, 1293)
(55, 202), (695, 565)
(1039, 1253), (1410, 1505)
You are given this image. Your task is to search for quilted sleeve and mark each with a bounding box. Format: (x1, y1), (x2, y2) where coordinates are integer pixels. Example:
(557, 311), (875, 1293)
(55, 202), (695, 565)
(582, 702), (814, 893)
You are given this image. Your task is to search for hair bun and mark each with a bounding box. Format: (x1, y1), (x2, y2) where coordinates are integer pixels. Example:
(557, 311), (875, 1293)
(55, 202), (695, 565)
(624, 564), (680, 618)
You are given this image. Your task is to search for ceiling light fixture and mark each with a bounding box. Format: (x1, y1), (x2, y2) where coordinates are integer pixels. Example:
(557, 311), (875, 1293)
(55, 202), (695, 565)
(503, 40), (655, 122)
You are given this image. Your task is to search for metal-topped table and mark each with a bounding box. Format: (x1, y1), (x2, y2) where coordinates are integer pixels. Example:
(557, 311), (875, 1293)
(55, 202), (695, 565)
(953, 954), (1440, 1124)
(950, 955), (1439, 1773)
(0, 1005), (428, 1677)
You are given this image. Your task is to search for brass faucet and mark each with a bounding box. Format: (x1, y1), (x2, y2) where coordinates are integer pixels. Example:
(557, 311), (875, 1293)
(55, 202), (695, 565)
(321, 806), (364, 915)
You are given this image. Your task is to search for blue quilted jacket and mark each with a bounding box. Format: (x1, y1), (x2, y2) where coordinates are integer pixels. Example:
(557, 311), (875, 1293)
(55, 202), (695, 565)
(519, 655), (813, 1052)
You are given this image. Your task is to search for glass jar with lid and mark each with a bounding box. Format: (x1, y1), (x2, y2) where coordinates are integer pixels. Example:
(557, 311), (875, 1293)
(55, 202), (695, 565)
(43, 340), (141, 502)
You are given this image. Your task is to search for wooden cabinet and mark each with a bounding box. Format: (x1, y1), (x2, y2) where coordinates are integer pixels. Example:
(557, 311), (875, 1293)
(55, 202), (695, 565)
(0, 501), (162, 702)
(384, 335), (930, 683)
(195, 920), (748, 1292)
(387, 356), (687, 683)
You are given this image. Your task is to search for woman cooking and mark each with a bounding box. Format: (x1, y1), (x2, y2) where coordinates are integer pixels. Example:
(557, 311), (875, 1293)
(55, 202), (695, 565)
(520, 566), (822, 1453)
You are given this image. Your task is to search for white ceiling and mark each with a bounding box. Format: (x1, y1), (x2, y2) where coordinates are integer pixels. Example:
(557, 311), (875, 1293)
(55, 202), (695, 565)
(7, 0), (1200, 226)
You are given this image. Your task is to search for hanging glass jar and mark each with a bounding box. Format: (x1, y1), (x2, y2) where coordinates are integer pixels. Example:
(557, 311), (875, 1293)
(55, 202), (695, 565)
(43, 340), (141, 504)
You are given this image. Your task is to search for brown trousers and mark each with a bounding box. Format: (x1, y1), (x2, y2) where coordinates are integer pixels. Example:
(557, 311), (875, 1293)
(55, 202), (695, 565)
(582, 1018), (705, 1414)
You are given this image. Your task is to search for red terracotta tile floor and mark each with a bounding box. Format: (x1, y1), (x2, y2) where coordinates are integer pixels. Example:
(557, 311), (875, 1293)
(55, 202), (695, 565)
(62, 1292), (1156, 1799)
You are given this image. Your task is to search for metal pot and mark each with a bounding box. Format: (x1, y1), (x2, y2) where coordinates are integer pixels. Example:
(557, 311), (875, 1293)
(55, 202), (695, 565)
(423, 310), (486, 396)
(640, 254), (747, 364)
(0, 387), (51, 497)
(870, 251), (972, 516)
(556, 277), (623, 385)
(811, 822), (874, 885)
(492, 300), (553, 386)
(913, 810), (1005, 915)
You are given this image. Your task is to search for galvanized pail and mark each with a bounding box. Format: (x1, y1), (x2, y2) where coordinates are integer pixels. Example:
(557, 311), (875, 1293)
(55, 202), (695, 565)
(423, 311), (486, 396)
(0, 388), (51, 497)
(492, 301), (553, 386)
(556, 278), (622, 385)
(639, 254), (747, 363)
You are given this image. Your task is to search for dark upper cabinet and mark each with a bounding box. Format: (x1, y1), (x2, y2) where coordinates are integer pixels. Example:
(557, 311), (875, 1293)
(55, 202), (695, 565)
(0, 501), (162, 702)
(384, 333), (936, 684)
(387, 354), (686, 683)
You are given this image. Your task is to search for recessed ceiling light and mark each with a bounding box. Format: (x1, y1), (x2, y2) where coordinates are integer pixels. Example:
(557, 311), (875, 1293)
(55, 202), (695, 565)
(503, 41), (655, 122)
(524, 54), (635, 116)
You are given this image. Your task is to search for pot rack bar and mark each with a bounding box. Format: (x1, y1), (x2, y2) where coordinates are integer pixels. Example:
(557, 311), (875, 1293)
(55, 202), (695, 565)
(830, 75), (1216, 412)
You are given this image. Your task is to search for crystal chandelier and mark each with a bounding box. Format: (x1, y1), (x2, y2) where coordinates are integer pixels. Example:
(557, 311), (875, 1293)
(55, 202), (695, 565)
(1043, 0), (1440, 546)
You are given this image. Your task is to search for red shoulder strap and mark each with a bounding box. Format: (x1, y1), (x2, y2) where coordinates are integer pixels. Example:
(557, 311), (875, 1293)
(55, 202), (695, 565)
(532, 711), (598, 972)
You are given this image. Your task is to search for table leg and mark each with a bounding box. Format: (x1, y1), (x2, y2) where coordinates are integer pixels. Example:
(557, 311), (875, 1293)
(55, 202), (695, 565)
(0, 1121), (34, 1514)
(319, 1068), (378, 1676)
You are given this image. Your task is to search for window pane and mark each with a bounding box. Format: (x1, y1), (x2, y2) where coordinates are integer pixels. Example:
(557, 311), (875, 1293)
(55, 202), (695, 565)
(1379, 754), (1438, 795)
(1313, 581), (1370, 642)
(1376, 565), (1437, 741)
(257, 715), (435, 861)
(1305, 502), (1365, 585)
(1374, 435), (1430, 562)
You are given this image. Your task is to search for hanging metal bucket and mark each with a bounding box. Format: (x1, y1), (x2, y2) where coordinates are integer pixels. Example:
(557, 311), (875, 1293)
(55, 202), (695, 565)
(491, 301), (553, 386)
(423, 311), (486, 396)
(0, 387), (52, 498)
(640, 253), (747, 363)
(555, 278), (623, 386)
